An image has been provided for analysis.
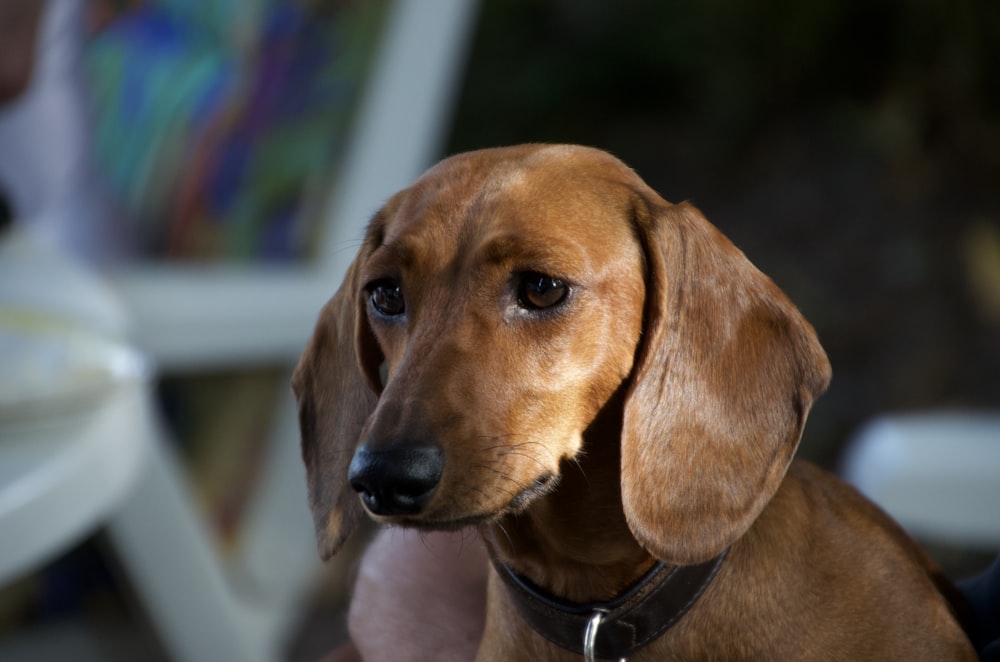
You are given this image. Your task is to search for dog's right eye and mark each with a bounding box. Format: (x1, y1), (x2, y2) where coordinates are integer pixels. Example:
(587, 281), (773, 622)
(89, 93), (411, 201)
(369, 280), (405, 317)
(517, 272), (569, 310)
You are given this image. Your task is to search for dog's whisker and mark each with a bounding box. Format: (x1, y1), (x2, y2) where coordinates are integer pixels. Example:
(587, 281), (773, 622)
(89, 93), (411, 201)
(479, 435), (563, 467)
(490, 518), (515, 551)
(471, 461), (538, 489)
(500, 439), (563, 465)
(468, 469), (519, 500)
(568, 455), (592, 488)
(471, 462), (519, 480)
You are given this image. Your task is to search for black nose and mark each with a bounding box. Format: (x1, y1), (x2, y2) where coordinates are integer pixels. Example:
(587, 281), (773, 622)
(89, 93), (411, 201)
(348, 444), (443, 516)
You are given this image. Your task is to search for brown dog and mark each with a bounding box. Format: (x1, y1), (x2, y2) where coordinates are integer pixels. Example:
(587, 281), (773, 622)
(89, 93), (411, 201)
(293, 144), (975, 660)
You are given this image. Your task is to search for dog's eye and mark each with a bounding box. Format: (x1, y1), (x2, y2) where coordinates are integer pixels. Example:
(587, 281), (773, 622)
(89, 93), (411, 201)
(369, 280), (405, 316)
(518, 272), (569, 310)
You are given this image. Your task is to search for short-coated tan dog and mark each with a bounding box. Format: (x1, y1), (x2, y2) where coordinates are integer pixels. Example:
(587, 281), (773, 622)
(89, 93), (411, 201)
(292, 144), (975, 660)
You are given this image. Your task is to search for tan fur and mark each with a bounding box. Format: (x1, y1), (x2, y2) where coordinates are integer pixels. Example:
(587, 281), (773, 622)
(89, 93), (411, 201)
(292, 144), (975, 659)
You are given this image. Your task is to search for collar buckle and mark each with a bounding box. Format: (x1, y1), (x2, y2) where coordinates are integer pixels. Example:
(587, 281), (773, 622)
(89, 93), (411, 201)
(583, 609), (625, 662)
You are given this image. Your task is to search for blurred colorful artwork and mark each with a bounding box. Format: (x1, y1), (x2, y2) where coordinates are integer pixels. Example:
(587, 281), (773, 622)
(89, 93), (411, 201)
(85, 0), (386, 261)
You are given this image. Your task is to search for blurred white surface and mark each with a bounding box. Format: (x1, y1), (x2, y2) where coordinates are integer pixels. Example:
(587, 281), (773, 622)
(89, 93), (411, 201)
(0, 320), (145, 419)
(842, 412), (1000, 548)
(0, 226), (142, 586)
(0, 229), (144, 425)
(0, 368), (148, 583)
(0, 227), (129, 337)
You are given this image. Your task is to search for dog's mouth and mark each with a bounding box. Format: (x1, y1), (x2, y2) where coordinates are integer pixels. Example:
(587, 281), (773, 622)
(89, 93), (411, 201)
(393, 471), (560, 530)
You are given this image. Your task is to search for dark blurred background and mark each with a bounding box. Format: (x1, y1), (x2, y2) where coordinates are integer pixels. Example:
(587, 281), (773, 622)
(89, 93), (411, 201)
(446, 0), (1000, 468)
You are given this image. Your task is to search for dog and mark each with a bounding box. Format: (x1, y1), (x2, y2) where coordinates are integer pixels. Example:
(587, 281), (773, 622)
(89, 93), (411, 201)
(292, 144), (975, 660)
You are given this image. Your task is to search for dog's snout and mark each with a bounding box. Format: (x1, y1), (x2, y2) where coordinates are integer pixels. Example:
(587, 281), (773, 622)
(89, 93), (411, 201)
(348, 444), (443, 516)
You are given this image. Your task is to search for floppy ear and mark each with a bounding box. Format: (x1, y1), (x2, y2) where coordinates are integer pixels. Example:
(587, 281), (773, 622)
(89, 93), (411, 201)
(291, 255), (383, 560)
(622, 200), (831, 565)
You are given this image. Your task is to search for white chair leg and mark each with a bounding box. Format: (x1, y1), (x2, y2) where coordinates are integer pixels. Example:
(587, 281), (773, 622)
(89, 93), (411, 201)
(105, 397), (268, 662)
(225, 381), (325, 651)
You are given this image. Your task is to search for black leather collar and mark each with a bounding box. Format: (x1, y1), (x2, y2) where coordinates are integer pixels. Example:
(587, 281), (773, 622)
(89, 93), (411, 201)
(493, 549), (728, 660)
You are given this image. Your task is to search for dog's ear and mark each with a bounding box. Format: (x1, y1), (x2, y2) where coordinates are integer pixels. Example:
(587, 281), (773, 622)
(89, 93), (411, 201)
(621, 200), (831, 565)
(291, 254), (383, 560)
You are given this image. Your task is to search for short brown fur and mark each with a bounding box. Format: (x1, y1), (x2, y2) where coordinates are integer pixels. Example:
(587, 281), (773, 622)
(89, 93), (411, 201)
(292, 144), (974, 660)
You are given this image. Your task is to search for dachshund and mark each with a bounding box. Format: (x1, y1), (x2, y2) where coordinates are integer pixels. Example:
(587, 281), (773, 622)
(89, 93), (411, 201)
(292, 144), (975, 660)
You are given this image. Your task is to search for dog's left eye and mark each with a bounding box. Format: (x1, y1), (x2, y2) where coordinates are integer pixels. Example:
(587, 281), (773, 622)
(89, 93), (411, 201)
(369, 280), (405, 317)
(518, 272), (569, 310)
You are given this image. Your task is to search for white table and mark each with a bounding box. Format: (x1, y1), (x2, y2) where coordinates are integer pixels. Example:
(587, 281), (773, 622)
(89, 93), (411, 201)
(0, 386), (147, 583)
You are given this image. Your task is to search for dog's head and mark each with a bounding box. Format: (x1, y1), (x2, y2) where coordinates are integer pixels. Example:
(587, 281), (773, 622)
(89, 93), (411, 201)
(292, 144), (831, 565)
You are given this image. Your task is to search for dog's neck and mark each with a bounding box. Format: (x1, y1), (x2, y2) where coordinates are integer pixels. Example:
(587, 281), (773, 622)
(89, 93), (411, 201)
(480, 394), (657, 603)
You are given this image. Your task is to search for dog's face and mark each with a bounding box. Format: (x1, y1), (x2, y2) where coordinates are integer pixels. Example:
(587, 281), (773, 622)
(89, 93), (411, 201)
(293, 144), (831, 564)
(349, 145), (647, 527)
